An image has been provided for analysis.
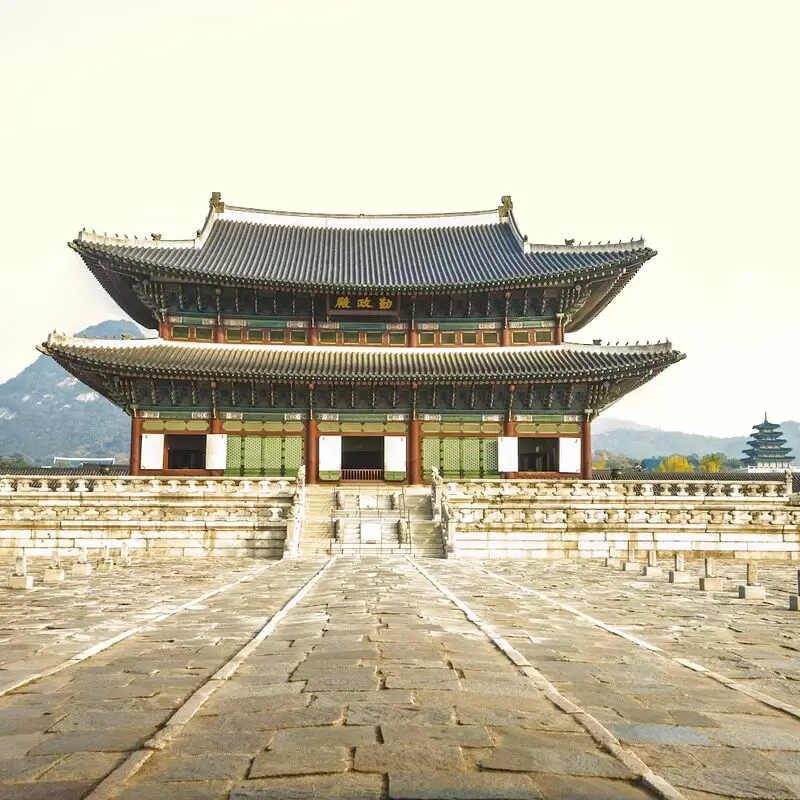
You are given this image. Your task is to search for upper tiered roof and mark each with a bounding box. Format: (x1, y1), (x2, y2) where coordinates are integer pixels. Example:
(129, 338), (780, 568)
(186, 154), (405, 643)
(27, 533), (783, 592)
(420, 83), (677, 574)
(71, 194), (655, 330)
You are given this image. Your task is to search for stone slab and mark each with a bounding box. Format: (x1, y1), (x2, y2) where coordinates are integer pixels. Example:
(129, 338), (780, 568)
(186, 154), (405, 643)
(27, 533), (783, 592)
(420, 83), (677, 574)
(354, 744), (466, 773)
(479, 746), (631, 778)
(699, 577), (724, 592)
(7, 575), (33, 590)
(739, 585), (767, 600)
(642, 566), (662, 577)
(389, 771), (542, 799)
(249, 747), (350, 778)
(231, 774), (383, 799)
(668, 571), (694, 583)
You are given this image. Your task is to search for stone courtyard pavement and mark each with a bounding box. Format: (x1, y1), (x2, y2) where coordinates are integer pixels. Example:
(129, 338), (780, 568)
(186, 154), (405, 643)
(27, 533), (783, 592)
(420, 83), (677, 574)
(1, 556), (800, 799)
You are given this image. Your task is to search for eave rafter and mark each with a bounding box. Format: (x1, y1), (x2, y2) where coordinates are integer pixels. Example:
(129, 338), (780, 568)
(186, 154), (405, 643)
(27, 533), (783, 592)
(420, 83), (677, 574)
(74, 244), (654, 298)
(40, 340), (685, 395)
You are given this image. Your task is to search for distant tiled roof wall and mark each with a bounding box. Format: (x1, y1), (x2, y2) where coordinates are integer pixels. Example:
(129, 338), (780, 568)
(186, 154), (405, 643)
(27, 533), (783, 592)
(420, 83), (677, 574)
(2, 466), (130, 477)
(592, 471), (800, 493)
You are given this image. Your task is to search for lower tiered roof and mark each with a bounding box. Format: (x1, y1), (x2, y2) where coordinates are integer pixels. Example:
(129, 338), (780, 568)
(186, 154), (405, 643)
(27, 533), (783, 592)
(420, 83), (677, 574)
(39, 336), (684, 385)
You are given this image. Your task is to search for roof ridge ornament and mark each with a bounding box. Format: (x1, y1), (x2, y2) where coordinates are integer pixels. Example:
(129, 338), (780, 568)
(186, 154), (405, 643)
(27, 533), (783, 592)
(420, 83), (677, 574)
(499, 195), (513, 219)
(210, 191), (225, 213)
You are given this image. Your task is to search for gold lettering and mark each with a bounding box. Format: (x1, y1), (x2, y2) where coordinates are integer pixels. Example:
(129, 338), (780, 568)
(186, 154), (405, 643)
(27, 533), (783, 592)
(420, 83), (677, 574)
(378, 297), (393, 310)
(334, 296), (351, 309)
(356, 297), (373, 309)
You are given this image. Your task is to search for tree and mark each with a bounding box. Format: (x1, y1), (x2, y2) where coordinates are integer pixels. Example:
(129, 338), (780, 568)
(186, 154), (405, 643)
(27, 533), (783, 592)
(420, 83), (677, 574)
(656, 455), (694, 473)
(592, 450), (640, 471)
(698, 453), (723, 473)
(0, 453), (32, 470)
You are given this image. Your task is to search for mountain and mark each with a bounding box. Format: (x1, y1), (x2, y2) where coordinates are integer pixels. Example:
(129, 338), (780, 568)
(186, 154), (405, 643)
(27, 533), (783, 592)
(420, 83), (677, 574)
(0, 321), (138, 465)
(591, 417), (660, 435)
(594, 419), (800, 461)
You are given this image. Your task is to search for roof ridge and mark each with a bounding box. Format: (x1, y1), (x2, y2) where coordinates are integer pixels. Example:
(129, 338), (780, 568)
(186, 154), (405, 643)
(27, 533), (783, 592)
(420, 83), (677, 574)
(526, 238), (648, 254)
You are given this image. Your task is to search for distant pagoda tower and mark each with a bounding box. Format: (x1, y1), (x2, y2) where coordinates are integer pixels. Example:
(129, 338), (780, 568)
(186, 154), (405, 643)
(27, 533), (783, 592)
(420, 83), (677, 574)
(742, 415), (794, 472)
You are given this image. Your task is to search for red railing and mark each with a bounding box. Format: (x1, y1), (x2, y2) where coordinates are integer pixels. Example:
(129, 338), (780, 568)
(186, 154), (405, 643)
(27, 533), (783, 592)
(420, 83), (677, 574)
(341, 468), (384, 481)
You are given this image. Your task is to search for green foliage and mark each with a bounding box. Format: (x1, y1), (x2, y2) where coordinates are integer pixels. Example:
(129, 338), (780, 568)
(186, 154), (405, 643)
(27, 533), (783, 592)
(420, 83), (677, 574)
(0, 453), (32, 470)
(656, 455), (695, 473)
(698, 453), (723, 473)
(593, 450), (640, 470)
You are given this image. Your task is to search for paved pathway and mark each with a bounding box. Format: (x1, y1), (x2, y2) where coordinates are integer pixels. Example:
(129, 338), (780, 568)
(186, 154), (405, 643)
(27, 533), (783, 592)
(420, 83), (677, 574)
(0, 555), (799, 799)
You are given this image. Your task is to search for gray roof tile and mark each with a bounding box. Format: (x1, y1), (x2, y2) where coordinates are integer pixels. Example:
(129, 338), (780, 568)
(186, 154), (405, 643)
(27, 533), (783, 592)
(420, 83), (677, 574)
(73, 218), (653, 292)
(40, 338), (684, 384)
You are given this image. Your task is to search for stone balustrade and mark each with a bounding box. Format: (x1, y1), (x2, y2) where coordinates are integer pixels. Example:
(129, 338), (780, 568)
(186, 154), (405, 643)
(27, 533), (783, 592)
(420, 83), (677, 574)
(0, 476), (295, 497)
(444, 477), (792, 501)
(441, 478), (800, 560)
(0, 475), (297, 559)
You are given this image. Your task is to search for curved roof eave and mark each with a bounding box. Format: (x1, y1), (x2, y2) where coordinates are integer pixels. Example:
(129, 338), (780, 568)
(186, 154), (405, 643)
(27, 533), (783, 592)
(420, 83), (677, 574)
(39, 338), (686, 386)
(72, 241), (655, 296)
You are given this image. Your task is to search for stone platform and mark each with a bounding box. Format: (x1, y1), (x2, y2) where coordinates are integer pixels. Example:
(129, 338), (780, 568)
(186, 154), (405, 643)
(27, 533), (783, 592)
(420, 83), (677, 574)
(2, 556), (800, 798)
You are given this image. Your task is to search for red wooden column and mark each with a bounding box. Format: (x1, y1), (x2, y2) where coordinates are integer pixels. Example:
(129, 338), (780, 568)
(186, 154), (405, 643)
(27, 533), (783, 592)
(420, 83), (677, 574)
(408, 296), (419, 347)
(409, 418), (422, 485)
(214, 325), (225, 343)
(158, 319), (170, 339)
(581, 415), (592, 479)
(553, 321), (564, 345)
(501, 290), (512, 346)
(130, 416), (142, 476)
(306, 418), (318, 485)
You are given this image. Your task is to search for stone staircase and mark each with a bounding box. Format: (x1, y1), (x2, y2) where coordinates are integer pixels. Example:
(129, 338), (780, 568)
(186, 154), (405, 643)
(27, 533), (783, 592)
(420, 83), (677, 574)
(299, 484), (444, 558)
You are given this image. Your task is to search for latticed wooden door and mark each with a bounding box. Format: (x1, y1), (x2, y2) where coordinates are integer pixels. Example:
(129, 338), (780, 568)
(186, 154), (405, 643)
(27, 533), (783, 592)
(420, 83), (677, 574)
(420, 436), (500, 480)
(224, 435), (304, 477)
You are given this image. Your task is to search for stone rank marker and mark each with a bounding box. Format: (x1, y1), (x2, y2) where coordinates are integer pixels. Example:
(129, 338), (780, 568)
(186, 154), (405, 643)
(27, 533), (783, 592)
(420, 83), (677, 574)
(790, 570), (800, 611)
(739, 561), (767, 600)
(643, 548), (662, 577)
(97, 545), (115, 572)
(8, 554), (33, 590)
(699, 557), (724, 592)
(72, 547), (92, 577)
(43, 549), (66, 583)
(669, 552), (693, 583)
(622, 543), (639, 572)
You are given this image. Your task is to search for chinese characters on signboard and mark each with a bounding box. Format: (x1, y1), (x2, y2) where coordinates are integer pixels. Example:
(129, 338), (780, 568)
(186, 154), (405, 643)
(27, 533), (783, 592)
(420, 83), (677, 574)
(329, 295), (398, 313)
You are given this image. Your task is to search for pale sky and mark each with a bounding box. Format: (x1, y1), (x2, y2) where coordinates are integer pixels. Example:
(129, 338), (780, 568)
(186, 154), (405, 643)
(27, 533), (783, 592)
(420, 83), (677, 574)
(1, 1), (798, 436)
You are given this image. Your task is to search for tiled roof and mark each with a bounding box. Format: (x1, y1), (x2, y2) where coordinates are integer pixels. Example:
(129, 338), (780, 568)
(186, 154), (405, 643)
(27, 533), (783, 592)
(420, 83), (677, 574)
(40, 337), (684, 384)
(71, 200), (654, 293)
(2, 466), (129, 477)
(592, 471), (800, 493)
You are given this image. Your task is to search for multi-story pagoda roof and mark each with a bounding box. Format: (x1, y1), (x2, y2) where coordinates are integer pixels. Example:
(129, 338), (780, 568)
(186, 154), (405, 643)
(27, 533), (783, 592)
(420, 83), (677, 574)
(742, 415), (794, 466)
(71, 194), (656, 331)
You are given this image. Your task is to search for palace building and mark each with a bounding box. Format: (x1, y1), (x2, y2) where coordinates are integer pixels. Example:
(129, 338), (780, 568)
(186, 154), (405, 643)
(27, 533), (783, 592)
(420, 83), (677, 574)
(41, 194), (684, 483)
